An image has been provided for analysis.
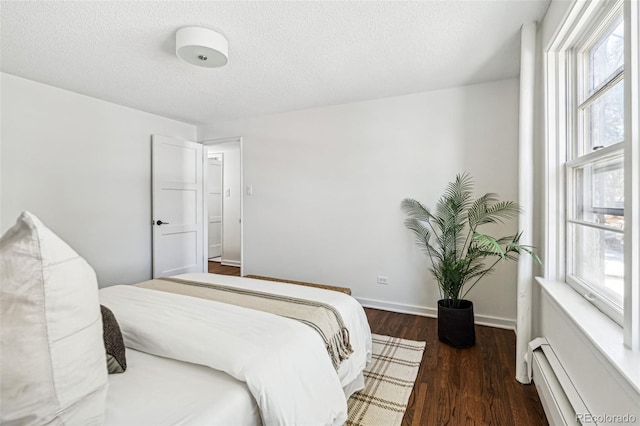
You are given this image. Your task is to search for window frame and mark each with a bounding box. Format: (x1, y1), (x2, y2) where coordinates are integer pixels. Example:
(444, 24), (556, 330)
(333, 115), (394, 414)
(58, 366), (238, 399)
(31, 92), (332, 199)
(566, 3), (625, 325)
(545, 0), (640, 350)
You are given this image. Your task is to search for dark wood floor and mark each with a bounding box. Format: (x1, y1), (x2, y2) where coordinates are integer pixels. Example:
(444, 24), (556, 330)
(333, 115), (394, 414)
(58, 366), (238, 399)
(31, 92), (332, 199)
(207, 265), (547, 425)
(366, 309), (547, 426)
(207, 261), (242, 276)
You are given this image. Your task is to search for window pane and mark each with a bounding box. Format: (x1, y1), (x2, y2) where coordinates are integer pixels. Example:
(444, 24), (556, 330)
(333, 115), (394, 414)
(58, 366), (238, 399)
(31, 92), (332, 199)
(583, 80), (624, 151)
(570, 223), (624, 306)
(589, 18), (624, 93)
(571, 155), (624, 226)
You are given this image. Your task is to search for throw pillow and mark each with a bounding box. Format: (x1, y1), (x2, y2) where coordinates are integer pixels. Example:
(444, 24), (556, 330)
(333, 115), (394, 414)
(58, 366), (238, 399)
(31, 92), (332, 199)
(100, 305), (127, 373)
(0, 212), (108, 425)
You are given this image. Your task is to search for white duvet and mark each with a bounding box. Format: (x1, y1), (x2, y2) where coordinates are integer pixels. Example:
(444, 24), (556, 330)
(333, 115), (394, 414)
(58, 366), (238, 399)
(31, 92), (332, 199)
(99, 275), (364, 426)
(176, 273), (372, 391)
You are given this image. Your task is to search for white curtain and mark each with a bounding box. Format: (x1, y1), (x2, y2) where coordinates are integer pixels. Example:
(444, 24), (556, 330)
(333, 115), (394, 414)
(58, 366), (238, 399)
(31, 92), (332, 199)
(516, 22), (537, 384)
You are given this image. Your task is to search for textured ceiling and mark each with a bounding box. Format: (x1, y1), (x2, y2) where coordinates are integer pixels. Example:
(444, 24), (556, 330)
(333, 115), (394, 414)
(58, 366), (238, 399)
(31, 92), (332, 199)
(1, 0), (550, 125)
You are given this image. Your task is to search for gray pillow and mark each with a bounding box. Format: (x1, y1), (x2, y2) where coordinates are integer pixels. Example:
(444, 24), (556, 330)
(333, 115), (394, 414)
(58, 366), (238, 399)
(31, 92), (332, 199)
(100, 305), (127, 374)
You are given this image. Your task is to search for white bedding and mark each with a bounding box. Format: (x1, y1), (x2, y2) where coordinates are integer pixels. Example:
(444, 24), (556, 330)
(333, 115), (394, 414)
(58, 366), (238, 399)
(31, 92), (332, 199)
(100, 273), (372, 426)
(176, 273), (373, 390)
(105, 349), (260, 426)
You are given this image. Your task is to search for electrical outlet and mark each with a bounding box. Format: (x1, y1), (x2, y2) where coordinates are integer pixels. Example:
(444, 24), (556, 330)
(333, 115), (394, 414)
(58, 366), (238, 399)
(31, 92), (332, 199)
(377, 276), (389, 285)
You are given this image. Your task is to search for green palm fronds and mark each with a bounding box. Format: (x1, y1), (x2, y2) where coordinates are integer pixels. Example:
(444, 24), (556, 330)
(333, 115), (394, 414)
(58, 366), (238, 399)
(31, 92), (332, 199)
(401, 173), (540, 306)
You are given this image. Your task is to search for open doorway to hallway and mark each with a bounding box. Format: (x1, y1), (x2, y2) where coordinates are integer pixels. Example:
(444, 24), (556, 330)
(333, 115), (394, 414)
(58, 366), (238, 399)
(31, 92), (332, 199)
(202, 137), (243, 275)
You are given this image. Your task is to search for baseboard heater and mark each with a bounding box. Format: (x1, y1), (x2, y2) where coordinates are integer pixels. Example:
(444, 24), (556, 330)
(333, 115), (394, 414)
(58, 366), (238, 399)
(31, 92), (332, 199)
(528, 338), (589, 425)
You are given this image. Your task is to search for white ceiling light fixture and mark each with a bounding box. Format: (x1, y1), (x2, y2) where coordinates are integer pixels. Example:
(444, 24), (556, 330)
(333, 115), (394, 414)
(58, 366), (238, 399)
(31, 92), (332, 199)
(176, 26), (228, 68)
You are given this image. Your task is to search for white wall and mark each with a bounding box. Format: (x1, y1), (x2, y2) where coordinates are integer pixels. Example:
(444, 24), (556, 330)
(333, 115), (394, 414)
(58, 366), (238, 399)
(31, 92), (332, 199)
(199, 79), (521, 326)
(1, 73), (197, 287)
(205, 141), (242, 265)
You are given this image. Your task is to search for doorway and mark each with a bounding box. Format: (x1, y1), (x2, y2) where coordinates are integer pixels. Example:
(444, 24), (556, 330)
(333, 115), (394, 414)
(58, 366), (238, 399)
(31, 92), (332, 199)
(202, 137), (243, 275)
(206, 152), (223, 261)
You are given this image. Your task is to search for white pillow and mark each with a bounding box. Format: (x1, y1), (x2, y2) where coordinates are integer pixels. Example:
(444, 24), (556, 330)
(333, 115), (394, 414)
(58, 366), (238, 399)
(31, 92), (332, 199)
(1, 212), (108, 425)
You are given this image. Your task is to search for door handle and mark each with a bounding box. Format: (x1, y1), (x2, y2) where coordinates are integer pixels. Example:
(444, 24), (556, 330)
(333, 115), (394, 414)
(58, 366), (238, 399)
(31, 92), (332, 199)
(156, 220), (170, 225)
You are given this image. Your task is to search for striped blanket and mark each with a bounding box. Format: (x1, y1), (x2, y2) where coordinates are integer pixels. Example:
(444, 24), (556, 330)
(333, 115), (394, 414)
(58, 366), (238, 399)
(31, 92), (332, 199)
(136, 277), (353, 369)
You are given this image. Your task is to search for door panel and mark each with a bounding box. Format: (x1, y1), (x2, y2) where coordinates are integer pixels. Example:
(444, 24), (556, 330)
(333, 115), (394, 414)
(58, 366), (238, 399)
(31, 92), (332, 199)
(209, 194), (222, 219)
(152, 135), (203, 277)
(158, 231), (198, 272)
(161, 189), (198, 225)
(207, 156), (223, 258)
(156, 142), (200, 184)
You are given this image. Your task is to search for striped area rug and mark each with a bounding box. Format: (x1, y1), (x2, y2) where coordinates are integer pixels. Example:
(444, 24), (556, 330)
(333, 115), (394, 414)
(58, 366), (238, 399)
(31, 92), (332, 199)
(347, 334), (426, 426)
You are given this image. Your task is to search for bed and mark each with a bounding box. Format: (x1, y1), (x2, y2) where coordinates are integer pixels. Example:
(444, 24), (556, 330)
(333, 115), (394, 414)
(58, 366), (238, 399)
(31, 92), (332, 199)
(105, 348), (261, 426)
(1, 212), (371, 426)
(100, 272), (373, 426)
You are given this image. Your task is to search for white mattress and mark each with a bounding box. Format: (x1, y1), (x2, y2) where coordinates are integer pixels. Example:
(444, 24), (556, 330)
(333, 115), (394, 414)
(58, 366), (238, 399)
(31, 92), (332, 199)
(105, 349), (260, 426)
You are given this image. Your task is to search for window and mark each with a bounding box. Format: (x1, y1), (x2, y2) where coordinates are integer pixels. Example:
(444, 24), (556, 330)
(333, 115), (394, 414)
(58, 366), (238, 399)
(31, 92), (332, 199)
(566, 10), (625, 323)
(547, 0), (640, 349)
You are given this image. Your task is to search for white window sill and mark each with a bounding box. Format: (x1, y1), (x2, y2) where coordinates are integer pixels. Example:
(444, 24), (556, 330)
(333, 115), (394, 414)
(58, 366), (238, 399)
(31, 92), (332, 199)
(536, 277), (640, 395)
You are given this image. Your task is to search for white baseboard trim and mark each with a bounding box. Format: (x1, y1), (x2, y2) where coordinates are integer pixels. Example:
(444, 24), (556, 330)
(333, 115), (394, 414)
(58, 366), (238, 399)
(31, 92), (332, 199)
(356, 297), (516, 331)
(221, 259), (241, 267)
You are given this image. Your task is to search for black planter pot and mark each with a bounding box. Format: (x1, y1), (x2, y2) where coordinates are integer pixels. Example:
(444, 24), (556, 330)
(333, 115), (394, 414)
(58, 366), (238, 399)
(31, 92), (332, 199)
(437, 299), (476, 348)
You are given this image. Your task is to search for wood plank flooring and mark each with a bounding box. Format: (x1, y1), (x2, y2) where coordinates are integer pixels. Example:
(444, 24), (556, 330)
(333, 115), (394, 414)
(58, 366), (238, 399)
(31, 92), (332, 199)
(206, 266), (547, 425)
(207, 261), (241, 276)
(366, 309), (547, 426)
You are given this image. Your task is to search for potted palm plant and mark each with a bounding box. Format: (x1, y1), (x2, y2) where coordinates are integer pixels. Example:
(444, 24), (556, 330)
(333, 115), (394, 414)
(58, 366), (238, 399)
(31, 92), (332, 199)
(401, 173), (540, 348)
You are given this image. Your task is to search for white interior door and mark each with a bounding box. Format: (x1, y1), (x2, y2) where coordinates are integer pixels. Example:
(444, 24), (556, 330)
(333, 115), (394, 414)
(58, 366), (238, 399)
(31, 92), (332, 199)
(152, 135), (203, 277)
(207, 154), (223, 259)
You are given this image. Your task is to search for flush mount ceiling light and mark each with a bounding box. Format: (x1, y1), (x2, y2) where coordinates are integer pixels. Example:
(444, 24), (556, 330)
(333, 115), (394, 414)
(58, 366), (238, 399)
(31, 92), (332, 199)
(176, 27), (228, 68)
